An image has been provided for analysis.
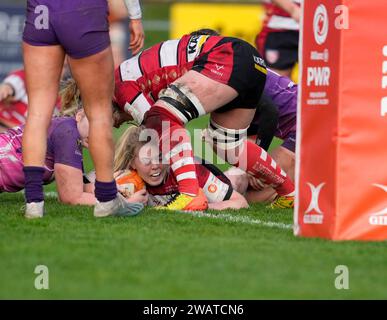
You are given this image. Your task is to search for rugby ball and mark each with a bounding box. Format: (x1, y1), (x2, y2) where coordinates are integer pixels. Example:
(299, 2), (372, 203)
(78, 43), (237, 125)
(115, 169), (145, 198)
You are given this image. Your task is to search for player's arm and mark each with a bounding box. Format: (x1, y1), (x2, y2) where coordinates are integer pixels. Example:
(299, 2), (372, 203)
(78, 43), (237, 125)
(122, 0), (144, 55)
(198, 160), (249, 210)
(55, 164), (96, 206)
(112, 101), (134, 128)
(114, 69), (154, 125)
(0, 83), (14, 102)
(51, 122), (96, 206)
(272, 0), (301, 22)
(0, 70), (25, 102)
(208, 190), (249, 210)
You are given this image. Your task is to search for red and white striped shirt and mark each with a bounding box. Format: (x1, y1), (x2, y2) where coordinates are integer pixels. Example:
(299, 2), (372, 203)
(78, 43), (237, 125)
(262, 0), (301, 32)
(114, 34), (224, 124)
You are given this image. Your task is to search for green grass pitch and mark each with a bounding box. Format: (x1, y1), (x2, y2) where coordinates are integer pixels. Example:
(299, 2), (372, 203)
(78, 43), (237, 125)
(1, 117), (387, 299)
(1, 2), (387, 300)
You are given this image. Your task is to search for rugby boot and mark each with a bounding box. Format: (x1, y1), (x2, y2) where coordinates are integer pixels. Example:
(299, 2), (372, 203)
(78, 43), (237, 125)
(94, 193), (144, 217)
(25, 201), (45, 219)
(156, 188), (208, 211)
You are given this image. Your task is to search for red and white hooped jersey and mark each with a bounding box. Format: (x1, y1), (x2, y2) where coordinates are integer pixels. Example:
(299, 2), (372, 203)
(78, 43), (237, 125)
(147, 161), (233, 207)
(0, 69), (62, 128)
(114, 34), (224, 124)
(262, 0), (301, 32)
(0, 70), (28, 127)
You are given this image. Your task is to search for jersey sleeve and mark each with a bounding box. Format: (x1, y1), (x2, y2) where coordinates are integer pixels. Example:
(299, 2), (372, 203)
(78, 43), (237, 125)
(49, 122), (83, 171)
(114, 68), (153, 124)
(123, 0), (142, 19)
(196, 161), (233, 203)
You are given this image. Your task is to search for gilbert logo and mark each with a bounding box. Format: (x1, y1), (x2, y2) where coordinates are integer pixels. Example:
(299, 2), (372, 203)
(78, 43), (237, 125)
(304, 182), (325, 224)
(369, 184), (387, 226)
(313, 4), (329, 45)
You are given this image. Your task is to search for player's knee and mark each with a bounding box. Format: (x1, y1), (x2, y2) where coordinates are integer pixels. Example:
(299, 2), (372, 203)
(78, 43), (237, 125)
(225, 167), (249, 194)
(157, 83), (206, 124)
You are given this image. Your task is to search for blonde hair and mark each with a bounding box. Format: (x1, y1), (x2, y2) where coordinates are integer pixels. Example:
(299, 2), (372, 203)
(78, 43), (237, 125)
(114, 125), (149, 172)
(59, 78), (82, 117)
(60, 78), (125, 124)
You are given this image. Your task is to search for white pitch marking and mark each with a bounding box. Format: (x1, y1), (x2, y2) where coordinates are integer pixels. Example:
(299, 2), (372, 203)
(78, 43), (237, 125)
(185, 211), (293, 230)
(43, 192), (292, 230)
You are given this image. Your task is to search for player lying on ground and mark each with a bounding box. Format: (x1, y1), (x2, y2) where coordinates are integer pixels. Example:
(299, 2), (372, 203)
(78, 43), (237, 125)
(0, 69), (63, 133)
(0, 80), (144, 216)
(112, 28), (295, 211)
(225, 69), (297, 205)
(113, 125), (248, 210)
(0, 102), (93, 209)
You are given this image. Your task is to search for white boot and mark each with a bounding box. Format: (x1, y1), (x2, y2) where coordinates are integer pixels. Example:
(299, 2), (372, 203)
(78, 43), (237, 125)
(25, 201), (45, 219)
(94, 193), (144, 218)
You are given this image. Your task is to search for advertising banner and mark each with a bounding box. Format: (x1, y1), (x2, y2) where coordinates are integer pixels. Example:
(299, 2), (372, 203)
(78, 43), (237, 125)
(296, 0), (387, 240)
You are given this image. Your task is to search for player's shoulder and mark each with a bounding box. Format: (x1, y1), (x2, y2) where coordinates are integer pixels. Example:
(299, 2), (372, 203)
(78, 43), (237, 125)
(49, 117), (78, 138)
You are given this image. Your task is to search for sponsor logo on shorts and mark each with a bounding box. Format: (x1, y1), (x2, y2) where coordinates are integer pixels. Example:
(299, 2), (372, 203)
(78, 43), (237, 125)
(368, 184), (387, 226)
(210, 69), (223, 77)
(253, 55), (266, 67)
(313, 4), (329, 45)
(210, 64), (225, 77)
(215, 64), (224, 71)
(187, 35), (209, 62)
(304, 182), (325, 224)
(253, 55), (267, 74)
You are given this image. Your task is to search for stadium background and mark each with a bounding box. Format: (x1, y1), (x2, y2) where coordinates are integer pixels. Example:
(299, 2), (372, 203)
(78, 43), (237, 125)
(0, 0), (386, 299)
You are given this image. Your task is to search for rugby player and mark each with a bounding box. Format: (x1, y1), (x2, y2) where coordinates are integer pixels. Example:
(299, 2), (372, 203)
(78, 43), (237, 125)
(0, 79), (143, 217)
(225, 69), (297, 205)
(0, 69), (61, 133)
(256, 0), (301, 78)
(21, 0), (143, 218)
(113, 29), (295, 211)
(114, 125), (249, 210)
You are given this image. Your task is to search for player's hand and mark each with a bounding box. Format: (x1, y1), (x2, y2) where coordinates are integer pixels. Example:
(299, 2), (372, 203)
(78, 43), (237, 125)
(0, 83), (14, 102)
(248, 175), (266, 191)
(290, 5), (301, 23)
(128, 19), (144, 56)
(127, 189), (148, 205)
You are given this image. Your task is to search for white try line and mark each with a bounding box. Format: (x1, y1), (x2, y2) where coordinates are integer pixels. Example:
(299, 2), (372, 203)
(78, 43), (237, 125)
(186, 211), (293, 230)
(43, 192), (293, 230)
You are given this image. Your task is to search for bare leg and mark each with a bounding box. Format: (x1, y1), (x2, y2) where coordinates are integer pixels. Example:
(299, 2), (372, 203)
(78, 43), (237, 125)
(209, 108), (294, 197)
(171, 70), (238, 113)
(144, 71), (239, 200)
(239, 145), (295, 204)
(22, 43), (65, 166)
(68, 47), (115, 183)
(270, 146), (295, 181)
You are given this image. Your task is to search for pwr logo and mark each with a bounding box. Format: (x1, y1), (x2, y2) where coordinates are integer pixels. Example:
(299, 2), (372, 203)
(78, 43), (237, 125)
(313, 4), (329, 45)
(307, 67), (330, 86)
